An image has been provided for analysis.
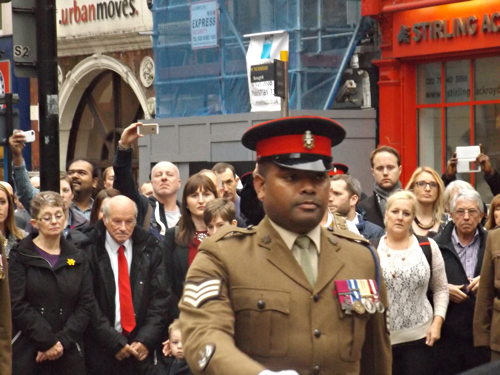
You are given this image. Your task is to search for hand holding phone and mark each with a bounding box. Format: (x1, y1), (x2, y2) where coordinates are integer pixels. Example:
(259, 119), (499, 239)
(137, 123), (159, 136)
(13, 129), (36, 143)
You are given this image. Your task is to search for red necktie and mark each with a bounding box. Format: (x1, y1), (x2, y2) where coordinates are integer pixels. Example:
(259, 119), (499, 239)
(118, 245), (136, 334)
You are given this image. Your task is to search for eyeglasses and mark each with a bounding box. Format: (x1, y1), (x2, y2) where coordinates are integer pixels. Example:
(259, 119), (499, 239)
(454, 208), (480, 217)
(414, 181), (438, 189)
(38, 212), (65, 223)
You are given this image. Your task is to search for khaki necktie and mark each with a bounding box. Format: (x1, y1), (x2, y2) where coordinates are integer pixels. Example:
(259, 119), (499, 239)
(293, 235), (316, 285)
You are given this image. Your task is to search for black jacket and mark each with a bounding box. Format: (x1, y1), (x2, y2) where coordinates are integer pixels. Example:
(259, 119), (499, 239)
(84, 221), (170, 374)
(9, 235), (93, 375)
(433, 221), (487, 341)
(113, 148), (179, 239)
(357, 194), (385, 229)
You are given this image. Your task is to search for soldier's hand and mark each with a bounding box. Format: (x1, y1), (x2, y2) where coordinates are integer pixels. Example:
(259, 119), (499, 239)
(448, 283), (468, 303)
(119, 122), (143, 148)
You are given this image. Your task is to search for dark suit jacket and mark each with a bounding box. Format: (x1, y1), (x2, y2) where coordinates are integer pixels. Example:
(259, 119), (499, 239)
(358, 194), (385, 229)
(434, 221), (487, 341)
(85, 221), (170, 374)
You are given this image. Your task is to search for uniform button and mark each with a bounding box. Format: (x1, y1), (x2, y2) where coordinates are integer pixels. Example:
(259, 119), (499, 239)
(312, 294), (320, 302)
(313, 365), (320, 374)
(257, 300), (266, 309)
(313, 329), (321, 338)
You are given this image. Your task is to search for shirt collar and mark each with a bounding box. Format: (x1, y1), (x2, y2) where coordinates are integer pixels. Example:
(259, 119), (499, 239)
(451, 226), (479, 248)
(269, 219), (321, 254)
(105, 231), (132, 252)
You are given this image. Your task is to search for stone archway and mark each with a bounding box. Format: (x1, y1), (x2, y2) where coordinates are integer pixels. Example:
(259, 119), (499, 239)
(58, 54), (151, 169)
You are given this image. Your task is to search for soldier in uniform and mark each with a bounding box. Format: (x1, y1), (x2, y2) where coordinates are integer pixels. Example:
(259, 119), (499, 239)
(179, 116), (391, 375)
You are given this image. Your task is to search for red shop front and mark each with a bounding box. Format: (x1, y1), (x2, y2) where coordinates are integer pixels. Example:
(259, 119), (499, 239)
(362, 0), (500, 200)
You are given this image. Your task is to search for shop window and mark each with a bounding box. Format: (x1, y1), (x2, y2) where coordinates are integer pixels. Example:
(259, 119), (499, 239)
(475, 57), (500, 101)
(417, 57), (500, 202)
(417, 62), (441, 105)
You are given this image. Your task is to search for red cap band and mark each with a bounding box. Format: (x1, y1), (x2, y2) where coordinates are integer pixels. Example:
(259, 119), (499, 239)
(328, 169), (346, 176)
(256, 134), (332, 159)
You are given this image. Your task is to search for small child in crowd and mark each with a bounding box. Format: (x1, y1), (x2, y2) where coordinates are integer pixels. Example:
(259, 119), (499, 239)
(203, 198), (237, 236)
(160, 319), (192, 375)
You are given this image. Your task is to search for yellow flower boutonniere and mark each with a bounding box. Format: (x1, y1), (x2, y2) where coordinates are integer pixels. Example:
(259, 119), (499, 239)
(67, 258), (76, 266)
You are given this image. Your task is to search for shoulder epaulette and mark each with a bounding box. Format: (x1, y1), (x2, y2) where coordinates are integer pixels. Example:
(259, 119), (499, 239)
(327, 213), (370, 245)
(213, 225), (257, 242)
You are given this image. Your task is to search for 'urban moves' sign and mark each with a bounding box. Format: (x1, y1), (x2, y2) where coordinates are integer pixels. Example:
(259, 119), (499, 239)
(57, 0), (152, 38)
(59, 0), (138, 25)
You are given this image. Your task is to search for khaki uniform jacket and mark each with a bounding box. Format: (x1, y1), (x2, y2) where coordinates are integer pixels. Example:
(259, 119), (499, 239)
(474, 228), (500, 351)
(0, 242), (12, 375)
(179, 217), (391, 375)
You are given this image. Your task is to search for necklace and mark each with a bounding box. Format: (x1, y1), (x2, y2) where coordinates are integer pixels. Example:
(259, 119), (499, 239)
(195, 231), (208, 242)
(414, 216), (435, 230)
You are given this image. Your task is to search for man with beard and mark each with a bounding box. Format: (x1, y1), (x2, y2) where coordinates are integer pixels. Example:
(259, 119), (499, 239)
(329, 174), (384, 247)
(179, 116), (391, 374)
(212, 162), (247, 226)
(358, 145), (402, 229)
(114, 122), (181, 238)
(434, 190), (489, 374)
(67, 159), (99, 219)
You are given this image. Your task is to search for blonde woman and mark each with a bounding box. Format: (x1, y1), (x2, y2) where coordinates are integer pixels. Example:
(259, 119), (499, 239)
(378, 190), (449, 374)
(406, 166), (446, 237)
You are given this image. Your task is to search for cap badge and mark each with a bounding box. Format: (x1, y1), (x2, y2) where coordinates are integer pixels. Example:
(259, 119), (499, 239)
(303, 130), (315, 150)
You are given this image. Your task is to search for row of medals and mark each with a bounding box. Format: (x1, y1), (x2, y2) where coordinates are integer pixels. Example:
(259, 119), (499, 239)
(337, 279), (385, 315)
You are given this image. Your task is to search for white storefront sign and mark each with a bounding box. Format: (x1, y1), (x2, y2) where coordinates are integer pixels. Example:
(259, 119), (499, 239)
(245, 31), (288, 112)
(56, 0), (152, 38)
(190, 0), (218, 49)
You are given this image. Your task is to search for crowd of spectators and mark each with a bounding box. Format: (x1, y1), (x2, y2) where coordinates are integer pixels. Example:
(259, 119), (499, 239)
(1, 124), (500, 374)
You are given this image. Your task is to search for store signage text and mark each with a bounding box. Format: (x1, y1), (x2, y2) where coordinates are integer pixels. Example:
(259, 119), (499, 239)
(59, 0), (138, 25)
(398, 12), (500, 44)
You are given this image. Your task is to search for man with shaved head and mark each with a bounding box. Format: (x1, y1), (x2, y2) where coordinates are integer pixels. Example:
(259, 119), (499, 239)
(84, 195), (170, 374)
(114, 123), (181, 238)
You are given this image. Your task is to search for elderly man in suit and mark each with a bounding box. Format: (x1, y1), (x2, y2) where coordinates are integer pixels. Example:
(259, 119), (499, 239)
(84, 195), (170, 374)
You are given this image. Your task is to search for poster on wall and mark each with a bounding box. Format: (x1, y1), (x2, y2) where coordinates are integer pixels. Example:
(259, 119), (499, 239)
(245, 31), (288, 112)
(191, 0), (218, 49)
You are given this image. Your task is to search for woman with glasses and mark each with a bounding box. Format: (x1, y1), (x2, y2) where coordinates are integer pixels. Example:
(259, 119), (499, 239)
(406, 167), (446, 237)
(377, 190), (449, 375)
(9, 191), (94, 374)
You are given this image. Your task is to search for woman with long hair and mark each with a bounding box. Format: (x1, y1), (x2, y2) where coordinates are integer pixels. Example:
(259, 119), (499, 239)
(485, 194), (500, 230)
(165, 174), (217, 308)
(0, 183), (26, 258)
(88, 188), (121, 225)
(405, 166), (446, 237)
(9, 191), (93, 374)
(377, 190), (449, 375)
